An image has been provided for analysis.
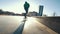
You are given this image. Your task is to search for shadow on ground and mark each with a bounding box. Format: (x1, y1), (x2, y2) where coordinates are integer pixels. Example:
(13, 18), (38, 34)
(13, 19), (26, 34)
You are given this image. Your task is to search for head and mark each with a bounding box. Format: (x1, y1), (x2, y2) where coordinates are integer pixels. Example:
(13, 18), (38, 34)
(25, 1), (28, 3)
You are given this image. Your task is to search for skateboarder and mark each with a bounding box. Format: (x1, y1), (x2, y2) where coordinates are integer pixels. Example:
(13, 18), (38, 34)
(24, 1), (30, 19)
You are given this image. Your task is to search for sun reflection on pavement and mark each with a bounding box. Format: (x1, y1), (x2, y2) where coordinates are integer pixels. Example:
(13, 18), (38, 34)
(22, 17), (57, 34)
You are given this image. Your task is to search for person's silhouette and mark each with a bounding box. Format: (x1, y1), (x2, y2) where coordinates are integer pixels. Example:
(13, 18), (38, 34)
(24, 1), (30, 19)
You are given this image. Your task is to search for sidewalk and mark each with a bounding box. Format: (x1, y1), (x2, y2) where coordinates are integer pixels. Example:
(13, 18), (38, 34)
(22, 17), (58, 34)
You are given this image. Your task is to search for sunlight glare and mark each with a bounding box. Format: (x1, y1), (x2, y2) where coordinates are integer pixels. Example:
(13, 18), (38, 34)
(24, 17), (36, 28)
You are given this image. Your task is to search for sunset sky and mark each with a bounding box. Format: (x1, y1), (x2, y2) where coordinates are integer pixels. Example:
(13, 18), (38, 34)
(0, 0), (60, 16)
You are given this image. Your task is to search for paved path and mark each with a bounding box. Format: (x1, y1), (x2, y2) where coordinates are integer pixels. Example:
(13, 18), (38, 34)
(22, 17), (57, 34)
(0, 16), (58, 34)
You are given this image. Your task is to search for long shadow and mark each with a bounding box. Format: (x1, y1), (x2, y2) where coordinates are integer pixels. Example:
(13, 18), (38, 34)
(13, 19), (26, 34)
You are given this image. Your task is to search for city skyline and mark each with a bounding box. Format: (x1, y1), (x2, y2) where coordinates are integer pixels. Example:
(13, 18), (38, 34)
(0, 0), (60, 16)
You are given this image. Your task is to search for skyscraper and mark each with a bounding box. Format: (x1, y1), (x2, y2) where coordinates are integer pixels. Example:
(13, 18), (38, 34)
(39, 5), (44, 16)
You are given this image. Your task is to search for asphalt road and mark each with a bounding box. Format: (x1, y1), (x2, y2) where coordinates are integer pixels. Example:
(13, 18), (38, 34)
(0, 16), (58, 34)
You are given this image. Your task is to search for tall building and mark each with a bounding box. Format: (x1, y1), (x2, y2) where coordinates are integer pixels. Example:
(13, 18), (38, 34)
(39, 5), (44, 16)
(53, 12), (56, 16)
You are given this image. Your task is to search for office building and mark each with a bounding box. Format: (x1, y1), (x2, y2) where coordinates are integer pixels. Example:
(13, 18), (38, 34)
(39, 5), (44, 16)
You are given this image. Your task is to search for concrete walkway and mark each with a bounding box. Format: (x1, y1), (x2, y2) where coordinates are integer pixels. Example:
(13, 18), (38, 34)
(0, 16), (58, 34)
(22, 17), (58, 34)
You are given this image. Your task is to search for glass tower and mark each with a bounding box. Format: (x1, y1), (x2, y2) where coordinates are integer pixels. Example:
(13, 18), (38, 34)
(39, 5), (44, 16)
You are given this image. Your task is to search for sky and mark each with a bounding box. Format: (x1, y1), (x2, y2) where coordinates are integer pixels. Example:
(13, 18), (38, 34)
(0, 0), (60, 16)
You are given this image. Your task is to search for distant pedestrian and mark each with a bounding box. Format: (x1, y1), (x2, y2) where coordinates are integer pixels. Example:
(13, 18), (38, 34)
(24, 1), (30, 19)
